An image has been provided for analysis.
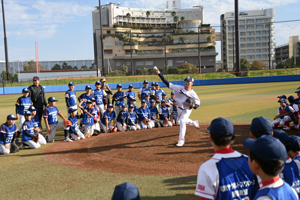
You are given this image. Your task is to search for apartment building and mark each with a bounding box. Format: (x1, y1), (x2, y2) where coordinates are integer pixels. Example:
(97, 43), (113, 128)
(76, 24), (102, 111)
(92, 1), (218, 73)
(220, 8), (275, 71)
(275, 36), (300, 62)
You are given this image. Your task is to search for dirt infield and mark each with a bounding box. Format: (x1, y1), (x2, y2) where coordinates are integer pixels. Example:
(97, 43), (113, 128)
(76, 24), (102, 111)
(45, 125), (298, 176)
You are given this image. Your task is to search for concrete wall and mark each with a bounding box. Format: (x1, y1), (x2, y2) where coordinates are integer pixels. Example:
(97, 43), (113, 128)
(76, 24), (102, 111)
(1, 74), (299, 95)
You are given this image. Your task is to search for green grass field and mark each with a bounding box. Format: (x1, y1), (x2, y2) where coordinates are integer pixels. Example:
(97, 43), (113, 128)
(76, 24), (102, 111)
(0, 81), (299, 200)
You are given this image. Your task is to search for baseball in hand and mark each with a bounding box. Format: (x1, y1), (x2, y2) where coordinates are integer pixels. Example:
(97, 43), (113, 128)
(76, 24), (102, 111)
(153, 66), (157, 70)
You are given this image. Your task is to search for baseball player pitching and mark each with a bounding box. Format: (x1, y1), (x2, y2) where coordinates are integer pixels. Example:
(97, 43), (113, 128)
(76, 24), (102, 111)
(155, 67), (200, 146)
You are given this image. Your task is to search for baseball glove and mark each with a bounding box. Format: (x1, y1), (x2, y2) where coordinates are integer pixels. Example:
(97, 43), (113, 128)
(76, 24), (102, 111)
(280, 109), (289, 116)
(33, 134), (38, 143)
(10, 143), (19, 153)
(186, 97), (195, 109)
(111, 127), (117, 132)
(163, 119), (168, 124)
(64, 119), (72, 127)
(142, 119), (150, 125)
(274, 115), (280, 120)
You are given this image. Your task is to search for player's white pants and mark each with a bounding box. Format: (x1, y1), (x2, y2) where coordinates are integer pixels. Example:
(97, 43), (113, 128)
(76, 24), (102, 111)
(67, 105), (77, 117)
(18, 115), (25, 132)
(47, 121), (68, 143)
(173, 119), (179, 126)
(70, 130), (85, 140)
(96, 104), (105, 117)
(160, 120), (172, 127)
(140, 121), (153, 129)
(23, 140), (41, 149)
(177, 108), (198, 144)
(116, 122), (126, 132)
(130, 125), (141, 131)
(38, 134), (47, 145)
(115, 106), (122, 117)
(84, 125), (94, 135)
(93, 122), (100, 132)
(0, 144), (10, 155)
(100, 122), (113, 133)
(272, 116), (292, 127)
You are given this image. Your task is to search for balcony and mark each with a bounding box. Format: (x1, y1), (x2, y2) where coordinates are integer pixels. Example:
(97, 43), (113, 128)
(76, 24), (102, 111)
(123, 45), (139, 50)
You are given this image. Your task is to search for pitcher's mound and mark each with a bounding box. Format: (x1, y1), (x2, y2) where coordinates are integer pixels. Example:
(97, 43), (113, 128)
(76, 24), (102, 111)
(45, 125), (297, 176)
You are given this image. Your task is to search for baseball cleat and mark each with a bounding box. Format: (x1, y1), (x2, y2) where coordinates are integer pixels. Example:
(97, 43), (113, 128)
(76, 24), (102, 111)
(85, 133), (92, 138)
(176, 142), (184, 147)
(63, 138), (73, 142)
(283, 126), (290, 131)
(20, 143), (24, 149)
(194, 120), (200, 129)
(294, 124), (299, 129)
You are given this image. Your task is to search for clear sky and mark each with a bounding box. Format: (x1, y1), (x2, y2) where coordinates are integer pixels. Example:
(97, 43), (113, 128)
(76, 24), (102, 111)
(0, 0), (299, 62)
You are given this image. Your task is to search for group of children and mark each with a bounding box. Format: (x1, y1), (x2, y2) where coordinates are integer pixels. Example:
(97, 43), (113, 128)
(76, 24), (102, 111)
(272, 87), (300, 131)
(0, 79), (179, 154)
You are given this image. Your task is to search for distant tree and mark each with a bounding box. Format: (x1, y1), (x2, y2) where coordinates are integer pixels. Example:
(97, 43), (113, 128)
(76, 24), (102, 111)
(276, 62), (286, 69)
(234, 58), (251, 71)
(146, 11), (150, 26)
(62, 62), (73, 70)
(107, 70), (122, 76)
(23, 60), (45, 71)
(161, 64), (169, 74)
(126, 13), (131, 25)
(81, 65), (88, 69)
(52, 64), (61, 70)
(181, 16), (185, 21)
(171, 11), (176, 17)
(251, 60), (266, 70)
(143, 67), (149, 75)
(174, 16), (179, 28)
(1, 71), (18, 82)
(168, 67), (180, 74)
(207, 35), (212, 42)
(180, 63), (198, 73)
(136, 69), (144, 75)
(179, 36), (186, 44)
(120, 64), (128, 75)
(73, 66), (78, 69)
(166, 35), (173, 44)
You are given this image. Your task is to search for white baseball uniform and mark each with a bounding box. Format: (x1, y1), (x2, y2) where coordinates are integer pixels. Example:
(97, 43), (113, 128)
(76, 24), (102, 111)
(272, 105), (295, 127)
(169, 83), (200, 144)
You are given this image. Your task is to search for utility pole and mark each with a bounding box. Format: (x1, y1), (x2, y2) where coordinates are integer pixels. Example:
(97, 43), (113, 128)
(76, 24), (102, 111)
(98, 0), (105, 76)
(164, 28), (167, 68)
(1, 0), (9, 80)
(130, 30), (133, 75)
(234, 0), (240, 75)
(233, 26), (235, 71)
(268, 22), (271, 69)
(198, 25), (201, 73)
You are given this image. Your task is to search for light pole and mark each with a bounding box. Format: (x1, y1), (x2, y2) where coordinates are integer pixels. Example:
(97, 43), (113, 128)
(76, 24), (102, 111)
(234, 0), (240, 75)
(198, 25), (201, 73)
(1, 0), (9, 80)
(98, 0), (105, 76)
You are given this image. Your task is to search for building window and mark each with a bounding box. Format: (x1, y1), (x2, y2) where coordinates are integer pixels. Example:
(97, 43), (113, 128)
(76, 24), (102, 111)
(262, 54), (268, 59)
(228, 50), (233, 55)
(240, 44), (246, 48)
(247, 43), (254, 47)
(126, 62), (131, 66)
(247, 49), (254, 53)
(247, 38), (253, 42)
(256, 43), (261, 47)
(228, 33), (233, 37)
(262, 31), (267, 35)
(256, 19), (263, 23)
(240, 38), (245, 42)
(256, 25), (263, 29)
(241, 50), (246, 54)
(228, 39), (233, 43)
(136, 61), (144, 66)
(115, 41), (123, 46)
(246, 25), (254, 30)
(247, 55), (254, 60)
(246, 32), (254, 36)
(256, 37), (261, 41)
(262, 49), (267, 53)
(246, 19), (254, 24)
(256, 55), (261, 59)
(105, 41), (113, 46)
(228, 27), (234, 31)
(228, 45), (233, 49)
(116, 62), (121, 66)
(229, 56), (233, 61)
(104, 50), (113, 56)
(168, 60), (173, 67)
(145, 61), (153, 65)
(240, 32), (245, 36)
(107, 30), (111, 34)
(228, 21), (235, 25)
(256, 31), (261, 35)
(239, 26), (245, 30)
(262, 37), (267, 41)
(239, 20), (245, 25)
(262, 43), (267, 47)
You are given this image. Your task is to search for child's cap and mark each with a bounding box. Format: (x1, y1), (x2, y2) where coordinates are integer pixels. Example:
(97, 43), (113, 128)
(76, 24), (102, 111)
(145, 94), (149, 97)
(128, 84), (133, 88)
(24, 110), (32, 116)
(278, 98), (287, 103)
(289, 135), (300, 152)
(162, 92), (167, 96)
(150, 99), (156, 103)
(122, 104), (127, 108)
(295, 99), (300, 104)
(91, 98), (96, 102)
(22, 88), (29, 93)
(48, 97), (58, 102)
(141, 100), (147, 104)
(130, 99), (136, 101)
(207, 117), (234, 138)
(143, 80), (148, 84)
(95, 81), (101, 85)
(171, 91), (174, 95)
(277, 94), (286, 99)
(161, 99), (166, 103)
(112, 182), (140, 200)
(107, 104), (113, 108)
(288, 96), (295, 103)
(117, 84), (122, 88)
(273, 129), (290, 145)
(151, 82), (155, 86)
(296, 89), (300, 93)
(250, 117), (273, 138)
(129, 104), (134, 108)
(85, 85), (91, 90)
(184, 76), (194, 82)
(86, 100), (92, 104)
(68, 82), (75, 86)
(243, 135), (287, 163)
(28, 106), (36, 112)
(68, 108), (77, 114)
(7, 114), (17, 120)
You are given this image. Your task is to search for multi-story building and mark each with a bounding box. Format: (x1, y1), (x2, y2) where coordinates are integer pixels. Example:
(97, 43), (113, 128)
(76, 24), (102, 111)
(92, 0), (218, 73)
(220, 8), (275, 71)
(275, 36), (300, 63)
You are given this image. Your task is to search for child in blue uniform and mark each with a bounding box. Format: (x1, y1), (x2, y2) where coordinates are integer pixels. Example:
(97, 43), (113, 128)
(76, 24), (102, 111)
(244, 135), (298, 200)
(78, 85), (93, 128)
(93, 81), (107, 118)
(159, 100), (172, 127)
(28, 106), (46, 145)
(116, 104), (128, 132)
(65, 82), (77, 116)
(288, 135), (300, 170)
(138, 100), (152, 129)
(0, 115), (17, 155)
(15, 88), (32, 144)
(79, 99), (95, 138)
(100, 104), (117, 133)
(272, 129), (300, 197)
(170, 100), (179, 126)
(195, 117), (259, 199)
(144, 94), (151, 108)
(21, 111), (41, 149)
(130, 99), (138, 112)
(138, 80), (151, 101)
(113, 84), (126, 116)
(126, 104), (141, 131)
(125, 85), (136, 106)
(149, 99), (160, 128)
(66, 108), (85, 141)
(167, 91), (175, 106)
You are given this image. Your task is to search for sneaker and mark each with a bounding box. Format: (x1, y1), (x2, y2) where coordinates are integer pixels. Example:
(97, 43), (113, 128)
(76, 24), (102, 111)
(283, 126), (290, 131)
(294, 124), (299, 129)
(64, 138), (73, 142)
(20, 143), (24, 149)
(15, 137), (19, 144)
(176, 142), (184, 147)
(194, 120), (200, 129)
(85, 133), (92, 138)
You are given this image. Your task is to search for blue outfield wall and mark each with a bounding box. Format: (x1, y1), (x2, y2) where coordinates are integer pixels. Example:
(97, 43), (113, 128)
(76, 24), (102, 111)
(1, 74), (300, 95)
